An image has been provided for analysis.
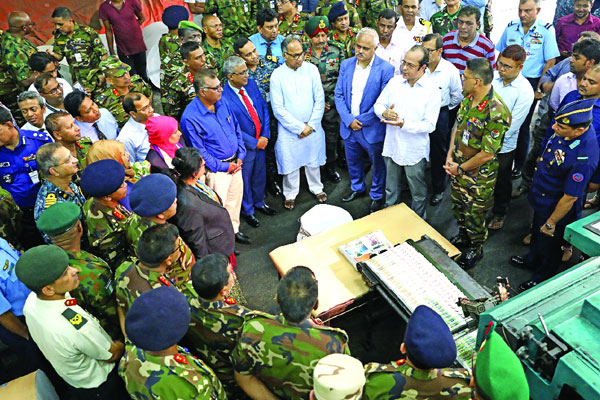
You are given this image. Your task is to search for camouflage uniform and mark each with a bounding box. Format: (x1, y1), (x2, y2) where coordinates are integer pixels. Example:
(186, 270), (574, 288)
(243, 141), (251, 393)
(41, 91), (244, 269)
(329, 28), (359, 59)
(119, 343), (227, 399)
(203, 40), (234, 76)
(247, 56), (278, 101)
(52, 23), (108, 97)
(304, 41), (344, 164)
(430, 5), (462, 36)
(279, 13), (310, 37)
(316, 1), (362, 28)
(451, 88), (511, 248)
(0, 188), (21, 249)
(158, 32), (179, 62)
(94, 75), (152, 129)
(363, 360), (472, 400)
(0, 32), (37, 125)
(232, 311), (351, 399)
(357, 0), (396, 28)
(65, 249), (121, 340)
(73, 136), (93, 171)
(161, 67), (196, 120)
(483, 0), (493, 38)
(160, 50), (185, 88)
(34, 180), (86, 243)
(83, 198), (132, 271)
(203, 0), (257, 40)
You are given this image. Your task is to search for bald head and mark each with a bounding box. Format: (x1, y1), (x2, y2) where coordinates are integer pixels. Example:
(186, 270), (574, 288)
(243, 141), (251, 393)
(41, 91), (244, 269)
(8, 11), (30, 28)
(202, 15), (219, 28)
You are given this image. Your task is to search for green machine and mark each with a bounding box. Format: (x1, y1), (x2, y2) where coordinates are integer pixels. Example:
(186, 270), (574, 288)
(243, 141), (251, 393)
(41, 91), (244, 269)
(477, 257), (600, 399)
(564, 210), (600, 256)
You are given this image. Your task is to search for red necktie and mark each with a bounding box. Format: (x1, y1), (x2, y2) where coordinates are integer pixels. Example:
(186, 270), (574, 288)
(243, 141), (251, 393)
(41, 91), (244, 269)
(239, 88), (261, 139)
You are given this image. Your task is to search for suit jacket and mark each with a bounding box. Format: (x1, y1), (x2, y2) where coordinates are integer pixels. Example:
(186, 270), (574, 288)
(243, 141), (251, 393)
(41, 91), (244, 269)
(170, 183), (235, 259)
(334, 55), (395, 144)
(222, 79), (270, 150)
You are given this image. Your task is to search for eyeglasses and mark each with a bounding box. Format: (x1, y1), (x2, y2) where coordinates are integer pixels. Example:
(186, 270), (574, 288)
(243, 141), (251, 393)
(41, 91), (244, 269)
(173, 237), (185, 254)
(55, 154), (78, 166)
(44, 82), (63, 95)
(496, 61), (515, 71)
(461, 74), (480, 83)
(18, 22), (35, 29)
(402, 60), (419, 69)
(285, 51), (304, 60)
(202, 84), (223, 92)
(136, 103), (153, 113)
(231, 69), (249, 76)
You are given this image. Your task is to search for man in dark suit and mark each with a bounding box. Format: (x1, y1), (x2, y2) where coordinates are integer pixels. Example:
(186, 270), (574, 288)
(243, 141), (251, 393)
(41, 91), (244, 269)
(222, 56), (276, 228)
(335, 27), (395, 213)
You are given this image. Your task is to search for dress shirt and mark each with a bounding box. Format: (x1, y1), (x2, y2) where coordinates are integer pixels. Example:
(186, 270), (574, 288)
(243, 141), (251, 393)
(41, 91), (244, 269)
(426, 57), (462, 109)
(21, 122), (47, 133)
(229, 81), (255, 112)
(555, 14), (600, 54)
(351, 57), (374, 116)
(419, 0), (441, 21)
(117, 115), (156, 163)
(549, 72), (577, 112)
(375, 74), (441, 165)
(442, 30), (496, 73)
(540, 56), (571, 86)
(0, 238), (30, 317)
(75, 108), (119, 142)
(492, 72), (535, 153)
(376, 41), (409, 75)
(180, 98), (246, 173)
(249, 33), (285, 65)
(28, 77), (73, 99)
(391, 16), (432, 47)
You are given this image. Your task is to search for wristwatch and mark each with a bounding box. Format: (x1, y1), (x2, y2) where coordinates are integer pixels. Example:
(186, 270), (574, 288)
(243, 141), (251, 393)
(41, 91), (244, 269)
(545, 223), (555, 230)
(457, 165), (465, 175)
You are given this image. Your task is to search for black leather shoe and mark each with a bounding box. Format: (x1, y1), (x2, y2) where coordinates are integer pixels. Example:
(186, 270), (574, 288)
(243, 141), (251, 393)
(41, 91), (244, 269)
(267, 179), (282, 197)
(324, 166), (341, 183)
(509, 255), (528, 268)
(342, 191), (365, 202)
(511, 167), (522, 180)
(234, 250), (240, 256)
(235, 232), (252, 244)
(244, 214), (260, 228)
(456, 247), (483, 270)
(256, 205), (276, 216)
(450, 234), (469, 249)
(519, 280), (538, 292)
(369, 198), (385, 213)
(430, 193), (444, 206)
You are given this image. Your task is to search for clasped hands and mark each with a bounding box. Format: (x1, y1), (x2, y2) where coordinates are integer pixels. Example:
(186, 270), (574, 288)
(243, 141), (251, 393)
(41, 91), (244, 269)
(299, 123), (314, 138)
(226, 158), (243, 174)
(381, 104), (404, 127)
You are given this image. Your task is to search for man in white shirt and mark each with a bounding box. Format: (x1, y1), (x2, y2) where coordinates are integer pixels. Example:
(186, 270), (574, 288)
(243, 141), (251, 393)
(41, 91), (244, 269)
(423, 33), (462, 206)
(34, 73), (69, 114)
(488, 45), (535, 230)
(375, 45), (441, 218)
(17, 91), (49, 133)
(118, 92), (155, 163)
(64, 90), (119, 142)
(27, 52), (74, 99)
(375, 9), (408, 75)
(391, 0), (432, 48)
(16, 245), (126, 398)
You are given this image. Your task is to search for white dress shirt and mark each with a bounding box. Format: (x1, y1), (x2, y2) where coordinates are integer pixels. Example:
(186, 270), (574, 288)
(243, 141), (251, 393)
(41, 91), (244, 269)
(75, 108), (119, 142)
(426, 57), (463, 109)
(375, 73), (441, 166)
(118, 115), (155, 163)
(21, 121), (47, 133)
(376, 41), (409, 75)
(29, 77), (73, 99)
(351, 57), (374, 116)
(492, 72), (535, 154)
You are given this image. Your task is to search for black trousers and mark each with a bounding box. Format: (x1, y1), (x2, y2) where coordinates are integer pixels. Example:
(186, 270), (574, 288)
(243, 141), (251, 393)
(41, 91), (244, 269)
(118, 51), (148, 82)
(492, 150), (515, 216)
(266, 104), (280, 181)
(514, 77), (540, 170)
(525, 211), (566, 283)
(521, 108), (554, 189)
(66, 365), (128, 400)
(429, 106), (451, 195)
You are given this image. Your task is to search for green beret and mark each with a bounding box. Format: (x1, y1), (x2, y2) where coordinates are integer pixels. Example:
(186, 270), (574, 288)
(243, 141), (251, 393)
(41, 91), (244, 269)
(36, 202), (81, 237)
(306, 16), (329, 38)
(15, 245), (69, 289)
(99, 55), (131, 77)
(178, 20), (202, 31)
(475, 330), (529, 400)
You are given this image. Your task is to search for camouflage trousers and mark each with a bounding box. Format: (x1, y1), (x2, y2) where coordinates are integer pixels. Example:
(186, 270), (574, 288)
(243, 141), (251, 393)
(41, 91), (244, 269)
(450, 154), (498, 248)
(0, 92), (24, 127)
(322, 105), (340, 165)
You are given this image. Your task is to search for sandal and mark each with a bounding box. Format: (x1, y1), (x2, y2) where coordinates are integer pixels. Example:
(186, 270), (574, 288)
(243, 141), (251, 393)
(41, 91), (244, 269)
(487, 215), (505, 230)
(284, 199), (295, 210)
(561, 245), (573, 263)
(584, 195), (600, 209)
(315, 192), (328, 203)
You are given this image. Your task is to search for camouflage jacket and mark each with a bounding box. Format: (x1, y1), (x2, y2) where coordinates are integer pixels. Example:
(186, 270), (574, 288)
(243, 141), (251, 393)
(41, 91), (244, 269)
(95, 76), (152, 129)
(53, 23), (108, 96)
(431, 5), (462, 36)
(483, 0), (493, 35)
(161, 67), (196, 120)
(119, 344), (227, 399)
(247, 56), (278, 102)
(66, 249), (121, 340)
(83, 198), (132, 271)
(158, 32), (179, 65)
(363, 360), (472, 400)
(357, 0), (397, 28)
(316, 1), (362, 28)
(125, 215), (195, 288)
(160, 49), (185, 86)
(74, 136), (93, 169)
(304, 42), (344, 104)
(0, 188), (21, 249)
(34, 180), (86, 243)
(279, 13), (310, 37)
(204, 0), (257, 39)
(0, 31), (36, 95)
(203, 40), (234, 76)
(232, 311), (351, 399)
(329, 27), (360, 59)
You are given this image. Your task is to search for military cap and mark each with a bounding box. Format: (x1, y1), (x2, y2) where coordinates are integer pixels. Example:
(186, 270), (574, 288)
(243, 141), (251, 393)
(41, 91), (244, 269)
(555, 98), (596, 126)
(475, 330), (529, 400)
(99, 55), (131, 77)
(178, 20), (203, 31)
(313, 354), (366, 400)
(125, 286), (191, 351)
(306, 16), (329, 38)
(80, 159), (125, 198)
(328, 1), (349, 23)
(15, 245), (69, 288)
(130, 174), (177, 217)
(162, 5), (190, 29)
(36, 202), (81, 237)
(404, 305), (457, 369)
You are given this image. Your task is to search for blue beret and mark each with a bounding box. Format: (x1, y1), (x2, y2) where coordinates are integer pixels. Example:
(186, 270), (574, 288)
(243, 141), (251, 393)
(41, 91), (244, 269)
(80, 159), (125, 198)
(328, 1), (349, 23)
(404, 305), (457, 368)
(162, 5), (190, 29)
(130, 174), (177, 217)
(555, 98), (596, 126)
(125, 286), (191, 351)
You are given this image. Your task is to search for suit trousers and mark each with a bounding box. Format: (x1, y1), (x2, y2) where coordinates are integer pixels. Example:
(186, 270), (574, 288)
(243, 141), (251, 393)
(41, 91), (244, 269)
(241, 148), (267, 216)
(344, 129), (386, 200)
(282, 166), (323, 200)
(384, 157), (427, 217)
(429, 106), (451, 195)
(206, 170), (244, 233)
(525, 211), (566, 284)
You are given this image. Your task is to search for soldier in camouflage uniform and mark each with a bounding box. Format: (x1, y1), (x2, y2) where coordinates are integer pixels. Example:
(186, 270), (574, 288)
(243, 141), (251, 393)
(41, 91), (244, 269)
(444, 58), (511, 269)
(278, 0), (310, 37)
(328, 2), (360, 58)
(160, 21), (203, 89)
(233, 266), (350, 399)
(430, 0), (462, 36)
(203, 0), (257, 41)
(158, 5), (189, 62)
(49, 7), (108, 98)
(304, 17), (344, 183)
(316, 0), (362, 28)
(0, 188), (22, 250)
(119, 287), (227, 400)
(95, 56), (152, 129)
(45, 111), (93, 178)
(357, 0), (395, 28)
(36, 202), (121, 340)
(81, 160), (132, 271)
(202, 15), (234, 76)
(483, 0), (493, 39)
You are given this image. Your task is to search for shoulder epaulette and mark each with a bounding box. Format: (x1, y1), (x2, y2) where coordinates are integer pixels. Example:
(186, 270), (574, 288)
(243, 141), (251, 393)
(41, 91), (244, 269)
(62, 308), (88, 330)
(508, 20), (518, 27)
(441, 368), (471, 380)
(544, 22), (552, 29)
(21, 129), (50, 142)
(420, 18), (432, 27)
(243, 310), (277, 322)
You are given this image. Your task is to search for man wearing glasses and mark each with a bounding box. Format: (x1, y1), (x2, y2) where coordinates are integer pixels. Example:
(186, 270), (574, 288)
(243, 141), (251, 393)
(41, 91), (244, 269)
(118, 93), (155, 164)
(34, 73), (68, 114)
(181, 69), (251, 245)
(27, 52), (74, 99)
(278, 0), (309, 37)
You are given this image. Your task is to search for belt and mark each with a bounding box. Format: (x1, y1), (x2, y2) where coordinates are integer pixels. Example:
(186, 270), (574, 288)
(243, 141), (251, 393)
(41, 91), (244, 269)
(220, 153), (238, 163)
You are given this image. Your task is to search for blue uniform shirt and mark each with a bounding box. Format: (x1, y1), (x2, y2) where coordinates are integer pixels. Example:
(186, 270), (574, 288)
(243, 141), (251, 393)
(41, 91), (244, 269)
(0, 238), (30, 317)
(0, 129), (52, 208)
(249, 33), (285, 65)
(497, 18), (560, 79)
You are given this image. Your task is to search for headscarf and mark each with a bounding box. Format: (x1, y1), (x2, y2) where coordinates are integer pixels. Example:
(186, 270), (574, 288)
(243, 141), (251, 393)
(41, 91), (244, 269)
(86, 139), (135, 178)
(146, 116), (180, 159)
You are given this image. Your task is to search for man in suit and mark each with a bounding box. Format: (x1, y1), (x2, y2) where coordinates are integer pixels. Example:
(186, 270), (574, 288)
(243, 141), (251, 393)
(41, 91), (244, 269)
(222, 56), (276, 229)
(334, 27), (395, 213)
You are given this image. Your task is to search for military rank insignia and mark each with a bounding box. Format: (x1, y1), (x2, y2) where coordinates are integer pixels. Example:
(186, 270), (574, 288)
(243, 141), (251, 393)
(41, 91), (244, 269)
(554, 149), (564, 165)
(45, 193), (57, 208)
(174, 354), (188, 364)
(224, 297), (237, 305)
(62, 308), (88, 330)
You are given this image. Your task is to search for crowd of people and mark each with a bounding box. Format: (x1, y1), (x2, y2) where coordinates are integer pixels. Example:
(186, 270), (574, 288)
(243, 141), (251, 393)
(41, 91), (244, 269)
(0, 0), (599, 398)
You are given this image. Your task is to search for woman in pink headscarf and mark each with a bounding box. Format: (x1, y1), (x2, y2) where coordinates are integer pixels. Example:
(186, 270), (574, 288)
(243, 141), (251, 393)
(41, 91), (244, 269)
(145, 115), (187, 173)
